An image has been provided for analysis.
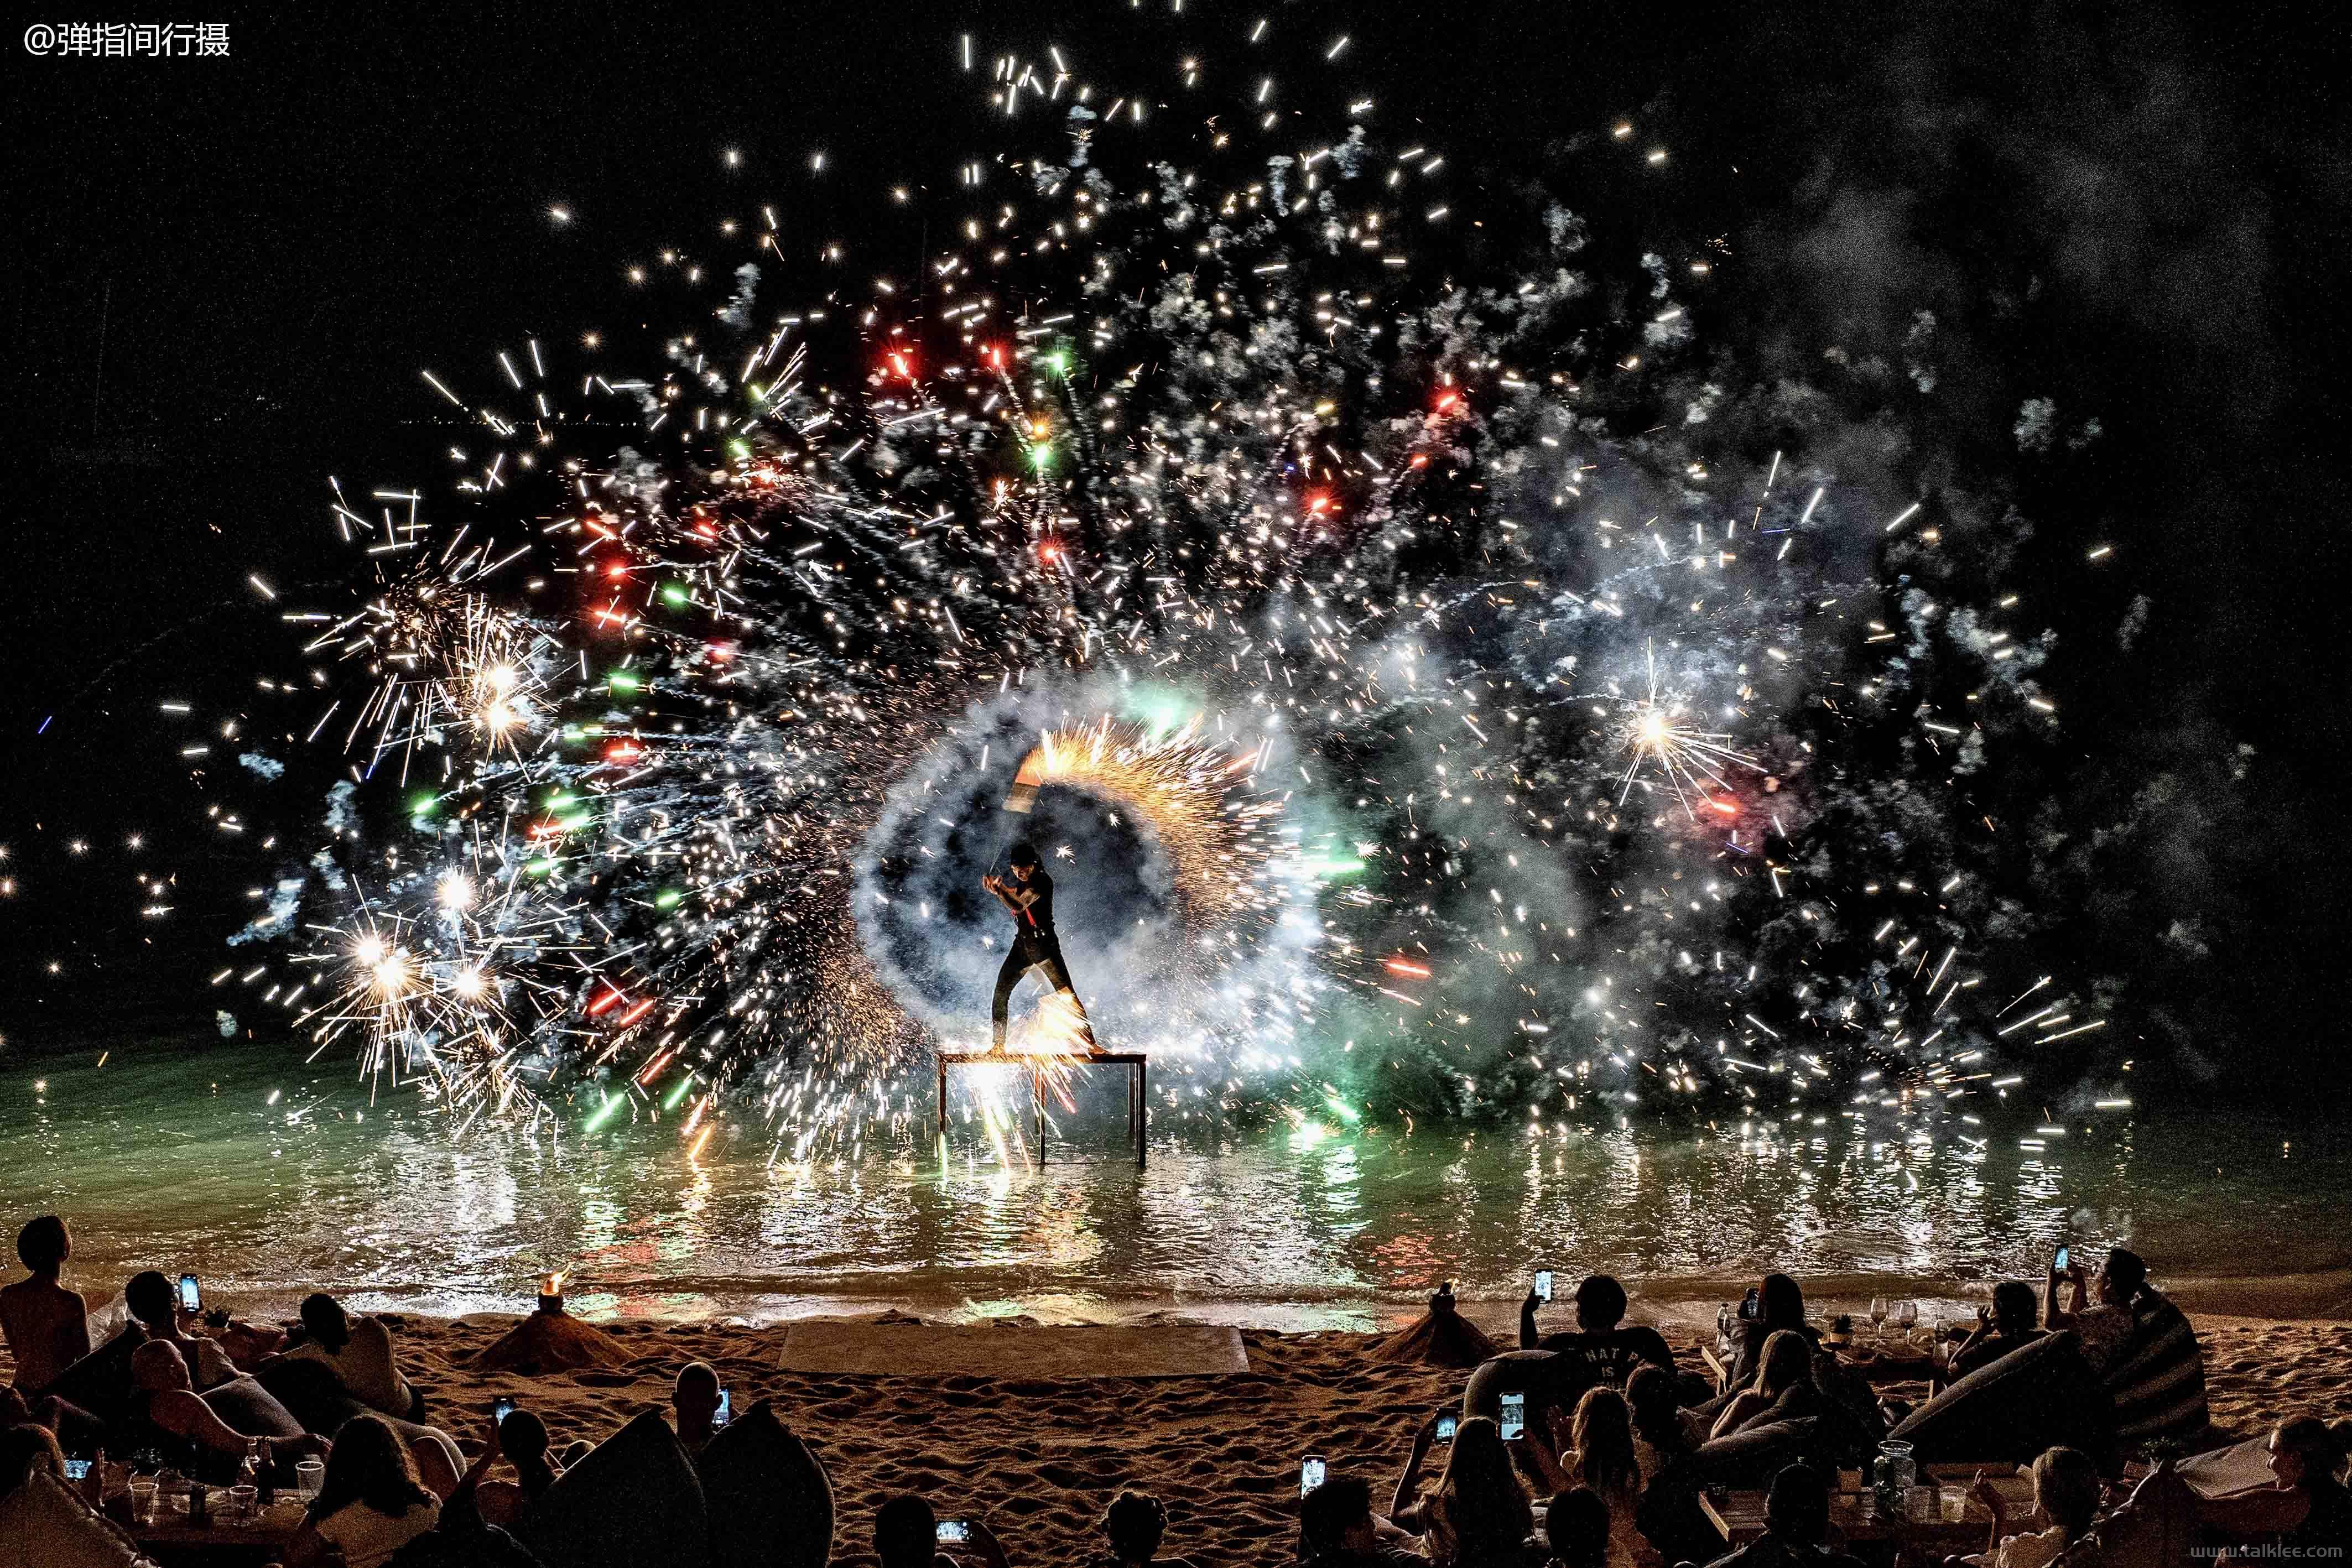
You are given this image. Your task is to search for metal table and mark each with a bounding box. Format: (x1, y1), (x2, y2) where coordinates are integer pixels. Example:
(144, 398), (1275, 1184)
(936, 1050), (1148, 1168)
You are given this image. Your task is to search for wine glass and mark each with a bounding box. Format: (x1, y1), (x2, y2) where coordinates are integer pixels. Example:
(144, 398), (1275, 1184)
(1869, 1296), (1890, 1341)
(1899, 1299), (1920, 1342)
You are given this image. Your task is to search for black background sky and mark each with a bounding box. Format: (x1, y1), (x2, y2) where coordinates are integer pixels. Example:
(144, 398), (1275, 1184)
(4, 2), (2346, 1100)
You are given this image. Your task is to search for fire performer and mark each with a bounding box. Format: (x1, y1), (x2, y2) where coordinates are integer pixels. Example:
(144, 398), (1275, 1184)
(982, 842), (1100, 1055)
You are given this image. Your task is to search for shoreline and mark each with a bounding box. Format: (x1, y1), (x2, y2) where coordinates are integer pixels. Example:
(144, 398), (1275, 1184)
(178, 1266), (2352, 1333)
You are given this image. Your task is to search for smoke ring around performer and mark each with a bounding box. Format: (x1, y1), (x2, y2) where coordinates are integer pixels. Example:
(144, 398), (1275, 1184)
(852, 679), (1313, 1054)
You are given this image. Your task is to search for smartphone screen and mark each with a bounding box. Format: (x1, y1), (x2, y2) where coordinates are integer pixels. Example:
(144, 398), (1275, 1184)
(492, 1397), (518, 1424)
(1499, 1392), (1526, 1441)
(176, 1274), (201, 1312)
(714, 1388), (732, 1427)
(1533, 1269), (1553, 1303)
(1435, 1411), (1459, 1441)
(2054, 1245), (2070, 1273)
(935, 1520), (970, 1545)
(1300, 1455), (1327, 1497)
(65, 1458), (92, 1481)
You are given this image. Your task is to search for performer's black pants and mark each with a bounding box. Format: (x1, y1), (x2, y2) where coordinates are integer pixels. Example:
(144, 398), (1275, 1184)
(991, 941), (1092, 1048)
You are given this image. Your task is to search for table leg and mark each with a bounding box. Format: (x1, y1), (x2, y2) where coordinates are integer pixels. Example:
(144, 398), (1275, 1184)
(937, 1060), (948, 1153)
(1136, 1059), (1147, 1169)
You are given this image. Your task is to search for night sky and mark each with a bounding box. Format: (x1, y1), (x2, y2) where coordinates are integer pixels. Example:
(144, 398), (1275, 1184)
(5, 2), (2345, 1105)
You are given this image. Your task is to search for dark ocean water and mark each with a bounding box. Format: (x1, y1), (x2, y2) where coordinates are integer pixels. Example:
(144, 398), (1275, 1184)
(4, 1036), (2343, 1327)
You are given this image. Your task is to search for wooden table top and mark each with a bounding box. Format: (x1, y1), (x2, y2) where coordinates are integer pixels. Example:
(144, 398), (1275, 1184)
(1701, 1469), (2034, 1546)
(124, 1493), (306, 1552)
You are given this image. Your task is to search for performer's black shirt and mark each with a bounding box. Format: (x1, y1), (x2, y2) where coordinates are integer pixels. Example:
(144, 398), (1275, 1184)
(1011, 868), (1057, 947)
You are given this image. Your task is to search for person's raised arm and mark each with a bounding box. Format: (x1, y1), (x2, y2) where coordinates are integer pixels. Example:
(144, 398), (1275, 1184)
(1391, 1414), (1439, 1531)
(1517, 1405), (1574, 1494)
(2045, 1262), (2088, 1330)
(1969, 1470), (2008, 1560)
(962, 1515), (1012, 1568)
(1520, 1286), (1543, 1350)
(454, 1413), (504, 1501)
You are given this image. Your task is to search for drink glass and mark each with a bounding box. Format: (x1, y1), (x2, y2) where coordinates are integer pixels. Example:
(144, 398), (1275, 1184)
(130, 1481), (159, 1523)
(1869, 1296), (1890, 1340)
(228, 1484), (258, 1522)
(1941, 1486), (1969, 1523)
(1907, 1484), (1935, 1523)
(295, 1459), (325, 1499)
(1900, 1300), (1920, 1338)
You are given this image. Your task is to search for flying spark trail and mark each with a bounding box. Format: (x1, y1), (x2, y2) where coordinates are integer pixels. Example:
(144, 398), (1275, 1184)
(166, 18), (2115, 1160)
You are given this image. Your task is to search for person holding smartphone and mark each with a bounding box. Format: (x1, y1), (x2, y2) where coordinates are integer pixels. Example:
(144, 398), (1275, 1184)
(669, 1361), (724, 1458)
(1519, 1274), (1678, 1394)
(1388, 1412), (1533, 1568)
(1093, 1488), (1200, 1568)
(0, 1423), (154, 1568)
(875, 1492), (1011, 1568)
(115, 1270), (241, 1389)
(2043, 1245), (2210, 1450)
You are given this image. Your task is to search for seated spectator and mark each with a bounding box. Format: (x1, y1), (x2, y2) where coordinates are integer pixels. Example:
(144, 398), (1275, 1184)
(128, 1339), (324, 1482)
(1725, 1277), (1820, 1393)
(1625, 1364), (1702, 1475)
(671, 1361), (722, 1457)
(875, 1491), (1012, 1568)
(2, 1216), (91, 1393)
(2267, 1418), (2351, 1557)
(0, 1421), (158, 1568)
(1948, 1284), (2047, 1382)
(1710, 1331), (1818, 1440)
(1391, 1413), (1534, 1567)
(2044, 1247), (2208, 1448)
(1701, 1463), (1864, 1568)
(1095, 1488), (1199, 1568)
(2202, 1418), (2352, 1562)
(117, 1272), (238, 1388)
(1959, 1446), (2102, 1568)
(1521, 1276), (1678, 1392)
(465, 1406), (564, 1526)
(1528, 1388), (1657, 1568)
(1626, 1366), (1720, 1567)
(1299, 1473), (1429, 1567)
(275, 1294), (419, 1419)
(1539, 1487), (1611, 1568)
(283, 1413), (440, 1568)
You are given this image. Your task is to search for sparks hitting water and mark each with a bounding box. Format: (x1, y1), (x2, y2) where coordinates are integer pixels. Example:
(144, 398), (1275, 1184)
(167, 17), (2121, 1163)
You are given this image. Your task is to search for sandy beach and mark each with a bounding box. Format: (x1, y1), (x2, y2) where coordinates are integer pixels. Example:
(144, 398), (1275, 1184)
(18, 1299), (2340, 1568)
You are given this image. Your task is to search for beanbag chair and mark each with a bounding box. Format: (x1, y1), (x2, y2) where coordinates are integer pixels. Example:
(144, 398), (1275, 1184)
(258, 1355), (372, 1434)
(1461, 1350), (1598, 1436)
(515, 1411), (709, 1568)
(1886, 1329), (2116, 1470)
(697, 1400), (833, 1568)
(256, 1357), (459, 1480)
(202, 1374), (307, 1440)
(1685, 1417), (1825, 1487)
(31, 1330), (142, 1429)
